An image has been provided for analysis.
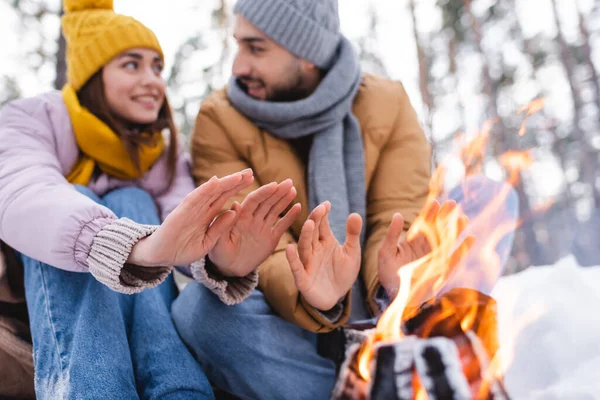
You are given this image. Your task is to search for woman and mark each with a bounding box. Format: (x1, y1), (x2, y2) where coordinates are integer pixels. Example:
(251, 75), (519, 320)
(0, 0), (301, 398)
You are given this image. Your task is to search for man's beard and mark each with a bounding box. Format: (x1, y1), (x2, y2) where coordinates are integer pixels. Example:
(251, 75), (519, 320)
(236, 73), (311, 103)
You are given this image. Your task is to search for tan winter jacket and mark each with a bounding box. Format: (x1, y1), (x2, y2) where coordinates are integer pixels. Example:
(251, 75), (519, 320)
(191, 73), (432, 332)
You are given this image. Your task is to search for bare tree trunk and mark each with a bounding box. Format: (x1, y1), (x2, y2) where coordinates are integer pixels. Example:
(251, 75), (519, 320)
(408, 0), (433, 128)
(54, 8), (67, 90)
(356, 5), (389, 79)
(214, 0), (230, 81)
(508, 0), (576, 212)
(549, 0), (584, 132)
(448, 34), (467, 134)
(550, 0), (600, 208)
(575, 0), (600, 120)
(462, 0), (499, 121)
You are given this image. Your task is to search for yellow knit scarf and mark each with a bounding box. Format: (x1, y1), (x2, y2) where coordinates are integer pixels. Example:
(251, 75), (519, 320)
(62, 84), (165, 185)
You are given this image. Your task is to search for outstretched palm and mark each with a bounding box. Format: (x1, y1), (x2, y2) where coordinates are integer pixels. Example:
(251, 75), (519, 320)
(209, 179), (302, 277)
(378, 200), (475, 299)
(286, 202), (363, 311)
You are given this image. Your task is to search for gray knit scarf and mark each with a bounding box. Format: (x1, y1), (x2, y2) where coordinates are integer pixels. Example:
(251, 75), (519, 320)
(227, 37), (366, 247)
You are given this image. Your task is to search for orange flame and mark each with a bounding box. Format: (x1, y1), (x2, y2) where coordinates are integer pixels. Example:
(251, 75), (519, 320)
(478, 303), (546, 397)
(414, 386), (428, 400)
(459, 120), (495, 175)
(355, 101), (547, 395)
(517, 98), (545, 136)
(532, 199), (554, 214)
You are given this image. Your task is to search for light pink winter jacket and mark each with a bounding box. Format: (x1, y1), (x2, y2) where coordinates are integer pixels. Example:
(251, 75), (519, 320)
(0, 91), (258, 300)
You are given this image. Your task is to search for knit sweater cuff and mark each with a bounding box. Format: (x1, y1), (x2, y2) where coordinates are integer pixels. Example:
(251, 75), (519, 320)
(87, 218), (172, 294)
(190, 258), (258, 305)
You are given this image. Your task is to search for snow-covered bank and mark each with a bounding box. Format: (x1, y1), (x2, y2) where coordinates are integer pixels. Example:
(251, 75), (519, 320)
(492, 255), (600, 399)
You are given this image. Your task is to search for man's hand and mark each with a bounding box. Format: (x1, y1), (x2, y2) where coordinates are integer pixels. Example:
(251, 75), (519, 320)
(286, 202), (363, 311)
(208, 179), (301, 277)
(378, 200), (474, 299)
(128, 169), (255, 267)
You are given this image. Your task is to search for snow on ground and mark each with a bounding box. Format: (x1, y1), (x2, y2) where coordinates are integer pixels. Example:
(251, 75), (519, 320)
(492, 255), (600, 399)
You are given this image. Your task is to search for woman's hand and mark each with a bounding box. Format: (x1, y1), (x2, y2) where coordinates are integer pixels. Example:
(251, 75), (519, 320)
(128, 169), (254, 267)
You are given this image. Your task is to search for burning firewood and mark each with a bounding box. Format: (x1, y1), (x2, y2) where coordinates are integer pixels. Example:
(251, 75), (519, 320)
(329, 289), (511, 400)
(325, 113), (539, 399)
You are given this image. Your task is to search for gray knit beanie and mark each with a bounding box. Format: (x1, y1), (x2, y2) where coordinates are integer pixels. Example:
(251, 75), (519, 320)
(234, 0), (341, 69)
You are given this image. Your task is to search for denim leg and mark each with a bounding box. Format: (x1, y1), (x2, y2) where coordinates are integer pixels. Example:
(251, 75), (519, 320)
(23, 184), (138, 399)
(102, 187), (214, 400)
(440, 175), (519, 295)
(172, 283), (337, 400)
(102, 186), (160, 225)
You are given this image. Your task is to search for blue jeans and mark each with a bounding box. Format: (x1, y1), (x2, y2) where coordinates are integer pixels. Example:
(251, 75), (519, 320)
(171, 176), (519, 399)
(23, 186), (214, 400)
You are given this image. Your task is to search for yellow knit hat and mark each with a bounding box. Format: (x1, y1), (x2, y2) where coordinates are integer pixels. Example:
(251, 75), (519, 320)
(62, 0), (164, 90)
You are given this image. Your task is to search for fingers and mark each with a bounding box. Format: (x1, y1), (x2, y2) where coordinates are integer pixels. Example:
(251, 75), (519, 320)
(379, 213), (404, 258)
(435, 200), (458, 235)
(193, 169), (254, 206)
(297, 219), (315, 265)
(437, 200), (457, 221)
(204, 210), (238, 250)
(266, 186), (298, 226)
(286, 244), (309, 291)
(435, 202), (469, 247)
(308, 203), (327, 248)
(213, 202), (241, 240)
(406, 200), (440, 242)
(273, 203), (302, 238)
(254, 179), (294, 220)
(317, 203), (335, 242)
(207, 179), (255, 218)
(186, 171), (254, 221)
(230, 201), (241, 214)
(424, 200), (441, 224)
(240, 182), (278, 216)
(217, 169), (255, 192)
(409, 233), (432, 260)
(344, 213), (363, 252)
(307, 202), (328, 222)
(457, 214), (470, 237)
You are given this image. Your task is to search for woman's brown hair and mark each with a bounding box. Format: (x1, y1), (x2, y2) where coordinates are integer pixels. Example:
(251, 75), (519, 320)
(77, 70), (178, 187)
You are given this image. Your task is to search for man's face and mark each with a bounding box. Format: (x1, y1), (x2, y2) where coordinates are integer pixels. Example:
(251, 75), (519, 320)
(232, 16), (316, 102)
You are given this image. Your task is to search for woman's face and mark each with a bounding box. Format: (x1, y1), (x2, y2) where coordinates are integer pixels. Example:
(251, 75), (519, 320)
(102, 48), (165, 125)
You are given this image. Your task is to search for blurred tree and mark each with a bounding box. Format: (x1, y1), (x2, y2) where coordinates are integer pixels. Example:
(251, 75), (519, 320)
(355, 3), (389, 79)
(549, 0), (600, 209)
(7, 0), (62, 89)
(408, 0), (433, 134)
(549, 0), (584, 135)
(0, 76), (21, 106)
(166, 34), (209, 136)
(54, 6), (66, 89)
(575, 0), (600, 117)
(167, 1), (233, 136)
(436, 0), (546, 269)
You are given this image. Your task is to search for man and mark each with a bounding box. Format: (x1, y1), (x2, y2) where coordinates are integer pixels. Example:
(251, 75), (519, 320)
(172, 0), (518, 398)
